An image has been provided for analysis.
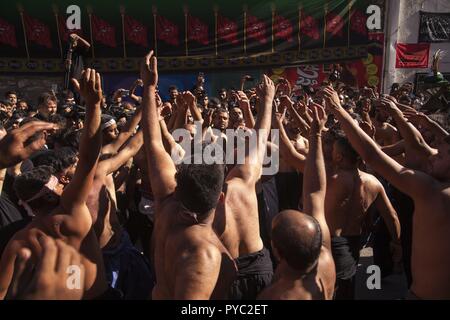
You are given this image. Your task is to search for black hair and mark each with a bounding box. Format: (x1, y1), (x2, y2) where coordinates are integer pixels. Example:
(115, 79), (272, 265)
(169, 85), (178, 92)
(14, 165), (53, 203)
(272, 211), (323, 271)
(5, 91), (17, 97)
(175, 162), (225, 217)
(215, 107), (229, 115)
(54, 129), (82, 150)
(37, 92), (57, 106)
(31, 147), (77, 175)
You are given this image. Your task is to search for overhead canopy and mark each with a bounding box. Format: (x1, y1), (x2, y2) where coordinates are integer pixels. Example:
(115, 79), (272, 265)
(0, 0), (381, 72)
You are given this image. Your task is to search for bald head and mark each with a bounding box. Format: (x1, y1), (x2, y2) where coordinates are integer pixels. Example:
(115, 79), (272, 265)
(271, 210), (322, 272)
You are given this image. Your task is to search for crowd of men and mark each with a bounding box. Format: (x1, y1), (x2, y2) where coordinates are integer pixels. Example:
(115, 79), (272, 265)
(0, 45), (449, 300)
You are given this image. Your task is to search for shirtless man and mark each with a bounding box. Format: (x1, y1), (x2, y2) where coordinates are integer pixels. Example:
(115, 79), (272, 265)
(371, 103), (400, 146)
(274, 100), (402, 299)
(323, 86), (450, 299)
(325, 131), (401, 300)
(213, 75), (276, 300)
(258, 104), (336, 300)
(0, 69), (108, 299)
(87, 129), (154, 299)
(141, 51), (236, 299)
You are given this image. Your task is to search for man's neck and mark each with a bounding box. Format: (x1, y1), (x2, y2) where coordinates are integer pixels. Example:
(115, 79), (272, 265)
(336, 162), (358, 172)
(275, 260), (314, 280)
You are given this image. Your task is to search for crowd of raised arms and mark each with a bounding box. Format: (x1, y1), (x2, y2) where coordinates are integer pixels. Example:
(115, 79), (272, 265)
(0, 48), (449, 300)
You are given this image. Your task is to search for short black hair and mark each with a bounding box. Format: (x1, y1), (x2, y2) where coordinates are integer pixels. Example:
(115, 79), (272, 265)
(169, 85), (178, 91)
(175, 163), (225, 217)
(272, 211), (323, 271)
(31, 148), (77, 174)
(37, 92), (57, 106)
(54, 129), (82, 150)
(14, 165), (53, 203)
(5, 91), (17, 97)
(215, 107), (229, 115)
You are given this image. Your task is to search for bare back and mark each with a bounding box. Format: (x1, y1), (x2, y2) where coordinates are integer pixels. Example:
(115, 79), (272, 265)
(258, 248), (335, 300)
(0, 206), (107, 300)
(152, 197), (237, 300)
(410, 183), (450, 299)
(325, 169), (380, 237)
(214, 178), (264, 259)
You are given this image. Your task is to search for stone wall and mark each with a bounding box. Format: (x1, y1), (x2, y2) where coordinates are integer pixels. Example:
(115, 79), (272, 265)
(0, 75), (64, 107)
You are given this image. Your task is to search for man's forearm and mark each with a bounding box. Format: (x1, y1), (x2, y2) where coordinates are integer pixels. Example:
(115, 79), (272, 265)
(332, 106), (379, 162)
(142, 87), (164, 149)
(80, 103), (102, 167)
(303, 133), (326, 217)
(389, 108), (425, 148)
(424, 119), (449, 139)
(242, 105), (255, 129)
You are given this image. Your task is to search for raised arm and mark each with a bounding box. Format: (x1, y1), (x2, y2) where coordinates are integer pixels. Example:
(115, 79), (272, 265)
(70, 33), (91, 50)
(102, 106), (142, 155)
(160, 118), (185, 162)
(236, 91), (255, 129)
(404, 110), (449, 141)
(302, 104), (331, 250)
(141, 51), (177, 201)
(272, 109), (306, 172)
(227, 75), (274, 184)
(97, 130), (143, 176)
(374, 183), (402, 267)
(323, 87), (436, 199)
(61, 69), (102, 208)
(379, 98), (435, 162)
(129, 79), (143, 105)
(183, 91), (203, 123)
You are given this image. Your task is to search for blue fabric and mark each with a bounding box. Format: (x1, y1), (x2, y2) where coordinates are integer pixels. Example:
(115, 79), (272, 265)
(102, 231), (155, 299)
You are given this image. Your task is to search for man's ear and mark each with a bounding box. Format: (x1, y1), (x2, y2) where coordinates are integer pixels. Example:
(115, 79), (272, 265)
(218, 192), (225, 203)
(271, 240), (281, 263)
(59, 175), (70, 185)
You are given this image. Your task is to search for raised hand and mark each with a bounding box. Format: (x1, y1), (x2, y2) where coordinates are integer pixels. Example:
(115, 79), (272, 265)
(71, 68), (103, 106)
(310, 103), (327, 133)
(279, 95), (294, 110)
(323, 86), (341, 111)
(379, 97), (399, 112)
(181, 91), (196, 106)
(256, 75), (275, 102)
(0, 121), (56, 169)
(235, 91), (250, 109)
(276, 78), (292, 97)
(140, 50), (158, 88)
(7, 236), (85, 300)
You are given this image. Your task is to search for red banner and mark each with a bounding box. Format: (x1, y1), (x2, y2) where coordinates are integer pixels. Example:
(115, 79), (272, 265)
(274, 14), (293, 42)
(156, 15), (179, 46)
(0, 18), (18, 47)
(396, 43), (430, 68)
(124, 15), (148, 47)
(246, 14), (267, 44)
(188, 14), (209, 45)
(300, 12), (320, 40)
(326, 12), (345, 37)
(23, 13), (52, 48)
(217, 15), (238, 44)
(92, 15), (116, 47)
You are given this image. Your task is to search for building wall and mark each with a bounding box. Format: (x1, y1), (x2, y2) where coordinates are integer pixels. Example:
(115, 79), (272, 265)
(383, 0), (450, 92)
(0, 75), (63, 107)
